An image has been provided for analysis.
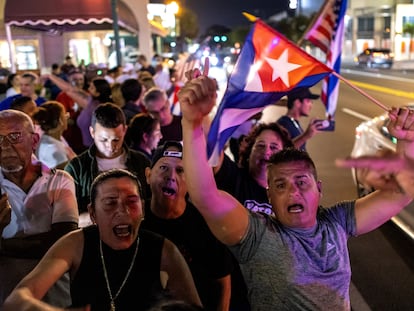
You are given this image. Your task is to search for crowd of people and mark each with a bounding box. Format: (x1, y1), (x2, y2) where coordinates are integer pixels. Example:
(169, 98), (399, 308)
(0, 54), (413, 311)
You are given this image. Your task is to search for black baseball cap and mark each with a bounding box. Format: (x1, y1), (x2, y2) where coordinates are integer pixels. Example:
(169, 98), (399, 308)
(151, 141), (183, 168)
(288, 87), (320, 101)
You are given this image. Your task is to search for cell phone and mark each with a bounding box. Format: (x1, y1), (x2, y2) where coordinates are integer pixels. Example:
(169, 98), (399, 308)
(313, 119), (335, 131)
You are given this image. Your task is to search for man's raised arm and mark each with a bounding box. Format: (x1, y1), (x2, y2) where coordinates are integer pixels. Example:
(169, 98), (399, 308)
(179, 68), (249, 246)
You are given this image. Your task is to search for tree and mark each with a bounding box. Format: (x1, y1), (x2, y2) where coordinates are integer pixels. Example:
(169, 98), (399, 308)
(268, 14), (312, 42)
(403, 22), (414, 59)
(178, 8), (199, 41)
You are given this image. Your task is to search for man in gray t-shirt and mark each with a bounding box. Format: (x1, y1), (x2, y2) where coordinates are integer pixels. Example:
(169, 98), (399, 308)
(179, 71), (414, 311)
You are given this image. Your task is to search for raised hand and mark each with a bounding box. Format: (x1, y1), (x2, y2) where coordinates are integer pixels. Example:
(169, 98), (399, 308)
(178, 58), (217, 124)
(388, 107), (414, 141)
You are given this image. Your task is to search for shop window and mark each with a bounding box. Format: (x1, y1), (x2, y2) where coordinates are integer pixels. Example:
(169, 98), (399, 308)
(15, 45), (38, 70)
(357, 16), (374, 39)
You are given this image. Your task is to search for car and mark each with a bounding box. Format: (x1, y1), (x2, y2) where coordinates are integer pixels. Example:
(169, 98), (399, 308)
(350, 107), (414, 239)
(354, 48), (394, 69)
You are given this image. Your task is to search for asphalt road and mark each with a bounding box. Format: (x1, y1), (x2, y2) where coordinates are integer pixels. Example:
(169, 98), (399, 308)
(305, 67), (414, 310)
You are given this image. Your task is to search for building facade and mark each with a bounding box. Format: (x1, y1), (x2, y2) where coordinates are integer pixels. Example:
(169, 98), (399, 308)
(347, 0), (414, 60)
(0, 0), (164, 72)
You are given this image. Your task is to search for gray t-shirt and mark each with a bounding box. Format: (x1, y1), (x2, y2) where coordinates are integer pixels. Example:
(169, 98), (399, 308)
(229, 201), (356, 311)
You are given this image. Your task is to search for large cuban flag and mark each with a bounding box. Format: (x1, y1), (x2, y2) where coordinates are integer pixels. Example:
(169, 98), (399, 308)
(206, 20), (333, 165)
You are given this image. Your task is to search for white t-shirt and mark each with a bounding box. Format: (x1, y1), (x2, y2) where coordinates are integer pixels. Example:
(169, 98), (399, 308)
(96, 152), (127, 172)
(0, 163), (79, 238)
(35, 134), (73, 169)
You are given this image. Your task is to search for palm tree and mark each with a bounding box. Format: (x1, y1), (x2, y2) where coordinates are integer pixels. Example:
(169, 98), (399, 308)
(403, 23), (414, 59)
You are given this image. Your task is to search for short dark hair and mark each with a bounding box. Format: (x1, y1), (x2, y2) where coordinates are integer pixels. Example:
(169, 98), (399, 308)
(21, 72), (37, 83)
(91, 102), (126, 129)
(10, 96), (33, 111)
(6, 73), (18, 88)
(91, 78), (112, 103)
(143, 87), (165, 106)
(239, 122), (294, 169)
(121, 78), (142, 102)
(90, 169), (143, 207)
(267, 148), (318, 180)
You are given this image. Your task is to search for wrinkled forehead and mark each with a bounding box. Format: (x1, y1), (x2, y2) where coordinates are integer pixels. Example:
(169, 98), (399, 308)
(268, 161), (316, 179)
(96, 176), (140, 195)
(0, 115), (32, 133)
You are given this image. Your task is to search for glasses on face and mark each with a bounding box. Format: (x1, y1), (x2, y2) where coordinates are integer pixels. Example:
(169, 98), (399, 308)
(0, 132), (24, 146)
(149, 100), (169, 116)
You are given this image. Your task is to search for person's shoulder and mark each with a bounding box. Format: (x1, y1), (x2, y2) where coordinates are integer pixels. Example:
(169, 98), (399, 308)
(128, 148), (151, 165)
(0, 94), (18, 107)
(35, 96), (48, 105)
(172, 115), (182, 122)
(64, 149), (90, 171)
(44, 166), (75, 184)
(276, 115), (290, 124)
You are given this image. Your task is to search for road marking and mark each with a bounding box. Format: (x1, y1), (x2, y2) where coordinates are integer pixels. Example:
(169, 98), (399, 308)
(342, 68), (413, 83)
(344, 80), (414, 99)
(341, 108), (371, 121)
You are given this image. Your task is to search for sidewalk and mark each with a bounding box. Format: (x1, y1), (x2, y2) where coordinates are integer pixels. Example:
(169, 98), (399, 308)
(391, 59), (414, 70)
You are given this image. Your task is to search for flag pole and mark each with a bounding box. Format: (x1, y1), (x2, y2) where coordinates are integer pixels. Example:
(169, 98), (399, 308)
(297, 0), (331, 46)
(331, 71), (390, 112)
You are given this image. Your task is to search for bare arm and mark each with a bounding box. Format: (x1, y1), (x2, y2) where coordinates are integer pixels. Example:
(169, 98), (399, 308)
(179, 68), (249, 246)
(354, 188), (411, 235)
(336, 154), (414, 198)
(3, 230), (86, 311)
(161, 239), (202, 307)
(43, 74), (89, 108)
(292, 118), (322, 149)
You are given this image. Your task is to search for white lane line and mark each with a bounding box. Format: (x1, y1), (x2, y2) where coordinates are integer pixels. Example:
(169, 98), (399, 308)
(341, 108), (372, 121)
(342, 68), (413, 83)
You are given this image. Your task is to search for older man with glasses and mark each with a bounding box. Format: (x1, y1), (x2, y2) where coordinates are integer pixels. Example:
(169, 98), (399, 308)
(0, 109), (79, 307)
(143, 87), (183, 145)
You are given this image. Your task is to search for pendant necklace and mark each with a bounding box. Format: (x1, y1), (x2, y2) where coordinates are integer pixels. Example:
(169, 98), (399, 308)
(99, 237), (139, 311)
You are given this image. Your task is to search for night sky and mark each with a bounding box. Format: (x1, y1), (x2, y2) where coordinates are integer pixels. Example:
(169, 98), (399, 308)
(185, 0), (288, 34)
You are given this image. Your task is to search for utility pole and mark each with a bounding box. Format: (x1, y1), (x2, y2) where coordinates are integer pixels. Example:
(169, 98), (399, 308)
(111, 0), (122, 66)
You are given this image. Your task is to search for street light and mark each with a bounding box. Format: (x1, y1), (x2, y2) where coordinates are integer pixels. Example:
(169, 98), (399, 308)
(166, 1), (180, 52)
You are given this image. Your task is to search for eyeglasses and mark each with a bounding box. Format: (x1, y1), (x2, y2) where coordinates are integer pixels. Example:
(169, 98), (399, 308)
(0, 132), (24, 146)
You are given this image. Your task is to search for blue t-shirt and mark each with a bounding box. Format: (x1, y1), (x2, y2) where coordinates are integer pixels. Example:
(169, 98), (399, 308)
(0, 94), (47, 111)
(230, 201), (356, 311)
(277, 115), (306, 151)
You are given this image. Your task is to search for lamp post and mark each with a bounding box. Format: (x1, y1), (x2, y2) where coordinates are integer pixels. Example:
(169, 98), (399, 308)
(166, 1), (180, 52)
(111, 0), (122, 66)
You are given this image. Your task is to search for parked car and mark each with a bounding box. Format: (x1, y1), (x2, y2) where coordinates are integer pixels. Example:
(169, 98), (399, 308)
(354, 48), (393, 69)
(350, 107), (414, 239)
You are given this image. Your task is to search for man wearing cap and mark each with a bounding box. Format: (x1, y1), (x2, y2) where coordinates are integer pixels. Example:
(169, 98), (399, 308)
(141, 141), (250, 311)
(277, 87), (325, 151)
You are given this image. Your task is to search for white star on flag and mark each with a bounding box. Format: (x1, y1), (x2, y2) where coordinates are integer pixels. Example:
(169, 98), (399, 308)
(265, 49), (301, 87)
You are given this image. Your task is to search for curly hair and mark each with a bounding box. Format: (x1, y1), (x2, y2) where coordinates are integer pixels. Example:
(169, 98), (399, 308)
(238, 122), (293, 169)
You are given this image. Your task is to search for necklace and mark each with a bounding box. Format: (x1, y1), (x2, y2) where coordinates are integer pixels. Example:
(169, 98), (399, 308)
(99, 237), (139, 311)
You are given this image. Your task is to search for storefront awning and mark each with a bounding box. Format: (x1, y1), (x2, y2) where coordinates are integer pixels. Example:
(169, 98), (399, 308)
(4, 0), (139, 34)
